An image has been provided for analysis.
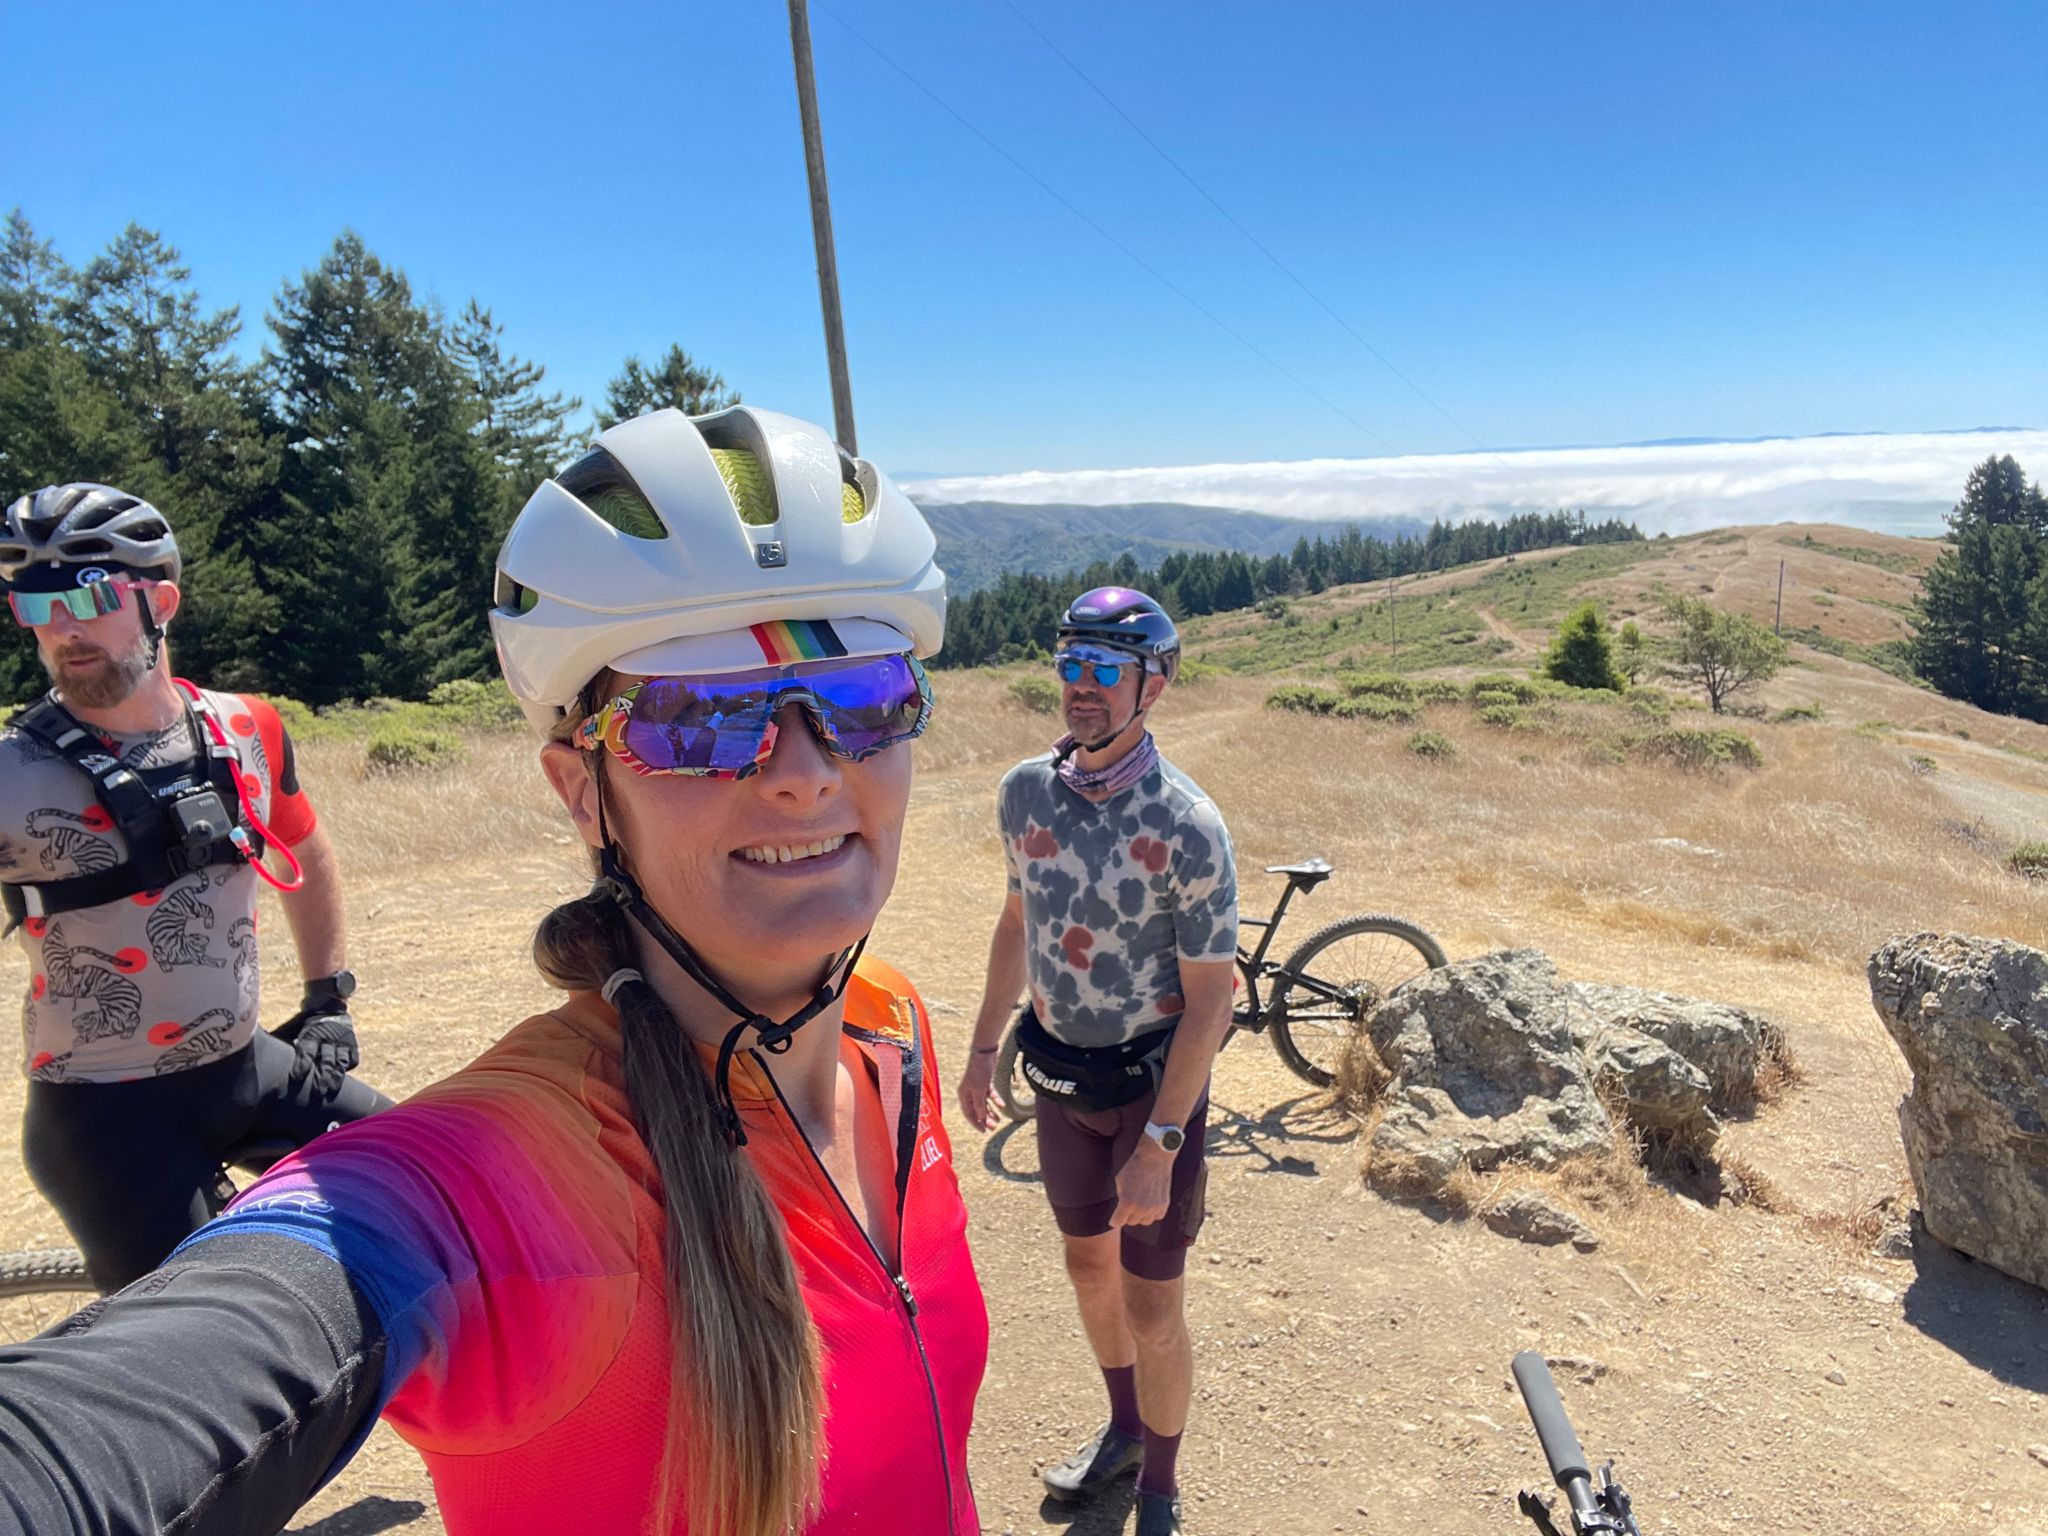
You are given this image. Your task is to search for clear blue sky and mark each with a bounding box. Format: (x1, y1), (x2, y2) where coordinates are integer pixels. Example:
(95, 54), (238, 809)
(6, 1), (2042, 477)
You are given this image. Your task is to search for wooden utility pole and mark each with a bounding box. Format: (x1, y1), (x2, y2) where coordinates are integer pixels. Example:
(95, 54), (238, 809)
(1775, 559), (1785, 634)
(1388, 574), (1398, 663)
(788, 0), (857, 454)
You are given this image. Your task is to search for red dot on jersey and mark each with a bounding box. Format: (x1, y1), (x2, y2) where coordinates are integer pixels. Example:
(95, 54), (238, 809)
(230, 713), (256, 735)
(81, 806), (114, 832)
(148, 1021), (187, 1046)
(30, 975), (46, 999)
(25, 917), (47, 938)
(112, 948), (147, 974)
(131, 889), (164, 906)
(28, 1052), (53, 1071)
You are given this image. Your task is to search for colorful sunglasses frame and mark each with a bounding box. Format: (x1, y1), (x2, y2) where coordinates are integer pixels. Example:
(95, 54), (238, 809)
(7, 575), (145, 628)
(574, 654), (934, 779)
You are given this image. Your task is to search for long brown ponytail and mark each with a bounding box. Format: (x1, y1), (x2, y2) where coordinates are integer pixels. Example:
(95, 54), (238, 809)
(534, 714), (822, 1535)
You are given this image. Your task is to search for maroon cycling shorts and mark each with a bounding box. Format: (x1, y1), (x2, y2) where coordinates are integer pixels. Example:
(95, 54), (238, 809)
(1034, 1089), (1210, 1282)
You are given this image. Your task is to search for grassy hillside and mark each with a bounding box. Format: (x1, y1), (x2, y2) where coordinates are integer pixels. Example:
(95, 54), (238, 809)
(1181, 521), (1940, 682)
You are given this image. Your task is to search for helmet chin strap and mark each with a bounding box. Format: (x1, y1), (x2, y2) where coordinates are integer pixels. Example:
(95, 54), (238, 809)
(590, 772), (865, 1147)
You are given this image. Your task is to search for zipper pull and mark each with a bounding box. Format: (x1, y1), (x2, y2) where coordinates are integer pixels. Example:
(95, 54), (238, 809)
(894, 1273), (919, 1317)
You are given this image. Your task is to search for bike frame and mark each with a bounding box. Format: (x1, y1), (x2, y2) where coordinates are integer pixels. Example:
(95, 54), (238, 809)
(1230, 873), (1347, 1036)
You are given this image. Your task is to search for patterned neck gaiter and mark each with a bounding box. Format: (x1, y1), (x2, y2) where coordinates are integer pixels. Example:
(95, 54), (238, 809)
(1054, 729), (1159, 798)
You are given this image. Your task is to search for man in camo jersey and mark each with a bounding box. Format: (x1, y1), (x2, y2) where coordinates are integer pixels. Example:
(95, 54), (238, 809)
(958, 587), (1237, 1536)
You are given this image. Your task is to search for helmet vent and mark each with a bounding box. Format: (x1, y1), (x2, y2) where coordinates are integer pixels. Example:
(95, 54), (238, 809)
(556, 447), (667, 540)
(710, 447), (779, 528)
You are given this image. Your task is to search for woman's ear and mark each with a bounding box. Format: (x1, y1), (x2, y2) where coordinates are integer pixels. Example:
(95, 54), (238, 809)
(540, 741), (606, 849)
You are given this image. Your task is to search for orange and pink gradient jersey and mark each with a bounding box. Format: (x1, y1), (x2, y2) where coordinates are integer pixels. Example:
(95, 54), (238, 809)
(208, 958), (987, 1534)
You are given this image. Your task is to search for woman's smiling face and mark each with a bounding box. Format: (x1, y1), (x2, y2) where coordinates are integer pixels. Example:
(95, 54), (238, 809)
(543, 685), (912, 992)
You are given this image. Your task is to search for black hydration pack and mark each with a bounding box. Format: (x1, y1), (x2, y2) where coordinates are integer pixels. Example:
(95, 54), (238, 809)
(2, 690), (261, 935)
(1014, 1006), (1176, 1112)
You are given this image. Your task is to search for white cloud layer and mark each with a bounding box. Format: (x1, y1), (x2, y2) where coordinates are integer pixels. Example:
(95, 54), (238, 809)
(905, 429), (2048, 537)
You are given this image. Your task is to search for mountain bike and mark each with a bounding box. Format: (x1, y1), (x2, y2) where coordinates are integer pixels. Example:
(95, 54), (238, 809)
(0, 1133), (295, 1344)
(994, 857), (1446, 1121)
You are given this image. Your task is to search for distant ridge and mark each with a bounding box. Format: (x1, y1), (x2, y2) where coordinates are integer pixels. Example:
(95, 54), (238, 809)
(913, 500), (1432, 593)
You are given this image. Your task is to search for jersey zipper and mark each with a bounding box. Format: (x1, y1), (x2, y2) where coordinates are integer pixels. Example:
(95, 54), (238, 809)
(760, 1062), (960, 1532)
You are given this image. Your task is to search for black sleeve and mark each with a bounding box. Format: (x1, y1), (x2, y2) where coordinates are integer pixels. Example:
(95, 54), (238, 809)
(0, 1232), (387, 1536)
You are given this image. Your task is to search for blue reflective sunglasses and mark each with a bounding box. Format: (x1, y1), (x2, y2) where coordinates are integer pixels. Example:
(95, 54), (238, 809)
(1054, 649), (1132, 688)
(7, 576), (140, 628)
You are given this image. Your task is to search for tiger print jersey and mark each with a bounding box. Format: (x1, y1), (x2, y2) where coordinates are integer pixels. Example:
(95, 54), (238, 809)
(0, 690), (316, 1082)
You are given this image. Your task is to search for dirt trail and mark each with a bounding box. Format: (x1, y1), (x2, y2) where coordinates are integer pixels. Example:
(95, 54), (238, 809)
(2, 665), (2045, 1536)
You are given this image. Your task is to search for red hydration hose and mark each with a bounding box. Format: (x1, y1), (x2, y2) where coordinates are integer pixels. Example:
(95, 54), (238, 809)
(175, 679), (304, 894)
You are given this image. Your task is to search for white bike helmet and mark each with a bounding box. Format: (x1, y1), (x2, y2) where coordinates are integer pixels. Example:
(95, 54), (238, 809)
(491, 406), (946, 733)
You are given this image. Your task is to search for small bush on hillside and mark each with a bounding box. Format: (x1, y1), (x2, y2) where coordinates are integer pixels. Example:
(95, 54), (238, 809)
(1852, 720), (1896, 739)
(1908, 754), (1938, 775)
(2008, 842), (2048, 880)
(1772, 703), (1825, 723)
(426, 678), (525, 731)
(1175, 659), (1218, 686)
(1635, 727), (1763, 771)
(260, 695), (329, 742)
(1470, 674), (1541, 707)
(1543, 602), (1626, 692)
(1476, 703), (1524, 728)
(1333, 695), (1421, 724)
(1007, 675), (1062, 714)
(1267, 684), (1340, 715)
(1407, 729), (1456, 759)
(1623, 687), (1676, 725)
(1339, 671), (1416, 701)
(364, 720), (465, 774)
(1411, 678), (1465, 704)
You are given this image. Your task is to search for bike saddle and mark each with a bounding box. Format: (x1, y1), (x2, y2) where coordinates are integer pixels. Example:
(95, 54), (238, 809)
(1264, 858), (1334, 888)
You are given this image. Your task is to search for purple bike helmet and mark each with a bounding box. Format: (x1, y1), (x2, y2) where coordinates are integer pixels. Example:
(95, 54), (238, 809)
(1056, 586), (1181, 683)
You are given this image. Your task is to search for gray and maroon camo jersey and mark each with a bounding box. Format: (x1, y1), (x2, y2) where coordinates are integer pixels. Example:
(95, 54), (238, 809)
(0, 691), (315, 1083)
(998, 751), (1238, 1049)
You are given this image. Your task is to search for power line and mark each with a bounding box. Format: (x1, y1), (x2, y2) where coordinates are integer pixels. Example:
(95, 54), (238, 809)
(998, 0), (1511, 470)
(813, 2), (1402, 456)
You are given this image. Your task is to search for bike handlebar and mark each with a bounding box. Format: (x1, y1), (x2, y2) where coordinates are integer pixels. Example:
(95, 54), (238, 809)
(1512, 1350), (1591, 1488)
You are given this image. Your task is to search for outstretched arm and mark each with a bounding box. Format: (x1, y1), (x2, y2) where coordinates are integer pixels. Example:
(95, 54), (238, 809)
(0, 1233), (385, 1536)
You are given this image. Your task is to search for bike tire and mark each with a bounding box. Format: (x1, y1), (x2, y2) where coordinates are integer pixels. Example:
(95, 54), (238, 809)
(993, 1011), (1037, 1124)
(0, 1247), (96, 1342)
(1269, 914), (1447, 1088)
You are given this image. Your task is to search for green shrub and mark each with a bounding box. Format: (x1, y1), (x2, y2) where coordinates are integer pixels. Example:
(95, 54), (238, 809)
(425, 677), (526, 731)
(363, 721), (466, 774)
(258, 694), (337, 744)
(1636, 727), (1763, 771)
(1772, 703), (1825, 723)
(1469, 673), (1541, 706)
(1407, 677), (1463, 704)
(1407, 729), (1456, 759)
(1266, 684), (1340, 715)
(1332, 694), (1421, 724)
(1007, 675), (1062, 714)
(1542, 601), (1626, 692)
(1175, 658), (1219, 687)
(1908, 754), (1938, 775)
(1476, 703), (1524, 728)
(1623, 687), (1676, 725)
(1852, 720), (1897, 739)
(2008, 842), (2048, 880)
(1339, 671), (1416, 701)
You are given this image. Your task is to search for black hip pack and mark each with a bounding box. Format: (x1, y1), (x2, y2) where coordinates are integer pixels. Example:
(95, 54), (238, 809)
(1015, 1007), (1175, 1112)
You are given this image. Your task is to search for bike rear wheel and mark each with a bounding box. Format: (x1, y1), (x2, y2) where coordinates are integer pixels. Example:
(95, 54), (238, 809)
(1269, 914), (1447, 1087)
(0, 1247), (96, 1342)
(994, 1010), (1037, 1124)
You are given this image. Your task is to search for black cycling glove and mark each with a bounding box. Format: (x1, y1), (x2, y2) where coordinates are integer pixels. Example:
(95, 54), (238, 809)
(273, 975), (361, 1098)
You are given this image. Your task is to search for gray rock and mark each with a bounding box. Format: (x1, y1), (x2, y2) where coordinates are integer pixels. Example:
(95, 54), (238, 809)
(1364, 952), (1616, 1193)
(1573, 980), (1785, 1112)
(1582, 1021), (1719, 1138)
(1481, 1190), (1600, 1250)
(1867, 933), (2048, 1294)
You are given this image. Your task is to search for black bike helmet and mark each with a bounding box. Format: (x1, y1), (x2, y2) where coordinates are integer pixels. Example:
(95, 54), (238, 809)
(0, 483), (181, 589)
(1056, 586), (1180, 683)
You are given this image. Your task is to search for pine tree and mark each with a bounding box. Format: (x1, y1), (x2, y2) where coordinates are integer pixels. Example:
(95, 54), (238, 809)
(598, 344), (737, 428)
(1544, 603), (1626, 691)
(1909, 455), (2048, 719)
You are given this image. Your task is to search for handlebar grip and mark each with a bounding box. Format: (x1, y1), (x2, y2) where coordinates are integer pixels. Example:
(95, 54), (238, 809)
(1512, 1351), (1591, 1489)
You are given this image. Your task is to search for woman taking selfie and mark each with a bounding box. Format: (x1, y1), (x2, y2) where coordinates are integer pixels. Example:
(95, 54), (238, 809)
(0, 406), (986, 1536)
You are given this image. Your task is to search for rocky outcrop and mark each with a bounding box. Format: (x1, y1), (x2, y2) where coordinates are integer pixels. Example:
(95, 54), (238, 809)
(1868, 933), (2048, 1293)
(1572, 981), (1786, 1112)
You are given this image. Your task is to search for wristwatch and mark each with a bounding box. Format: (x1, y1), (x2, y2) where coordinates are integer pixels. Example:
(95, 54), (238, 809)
(303, 970), (357, 1007)
(1143, 1120), (1185, 1153)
